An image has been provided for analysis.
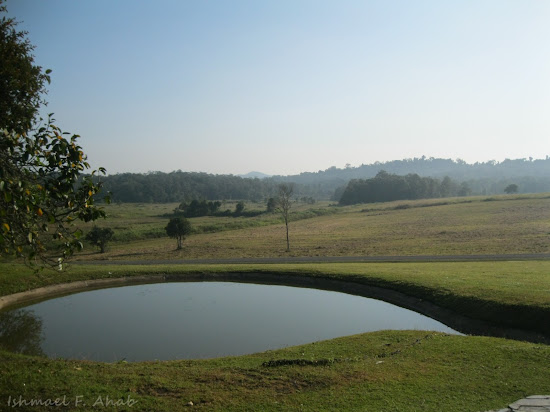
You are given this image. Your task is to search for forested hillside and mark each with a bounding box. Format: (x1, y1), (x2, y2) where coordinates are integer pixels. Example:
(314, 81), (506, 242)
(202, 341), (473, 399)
(101, 172), (275, 203)
(99, 157), (550, 203)
(276, 156), (550, 183)
(277, 157), (550, 199)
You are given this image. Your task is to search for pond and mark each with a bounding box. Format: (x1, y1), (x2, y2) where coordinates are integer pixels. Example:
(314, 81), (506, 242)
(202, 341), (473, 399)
(0, 281), (459, 362)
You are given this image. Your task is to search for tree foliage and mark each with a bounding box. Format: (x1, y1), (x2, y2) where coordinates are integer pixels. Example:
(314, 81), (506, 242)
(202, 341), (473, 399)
(0, 2), (50, 134)
(504, 184), (519, 194)
(102, 171), (279, 203)
(0, 3), (108, 267)
(1, 121), (107, 263)
(165, 217), (192, 250)
(266, 197), (277, 213)
(85, 226), (114, 253)
(175, 199), (222, 218)
(339, 171), (468, 205)
(234, 201), (245, 215)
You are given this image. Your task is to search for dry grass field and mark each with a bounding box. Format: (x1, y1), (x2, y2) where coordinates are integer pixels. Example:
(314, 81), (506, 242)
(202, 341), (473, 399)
(74, 194), (550, 261)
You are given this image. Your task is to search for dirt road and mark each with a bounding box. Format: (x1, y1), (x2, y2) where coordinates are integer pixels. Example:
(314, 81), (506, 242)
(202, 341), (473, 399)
(73, 253), (550, 265)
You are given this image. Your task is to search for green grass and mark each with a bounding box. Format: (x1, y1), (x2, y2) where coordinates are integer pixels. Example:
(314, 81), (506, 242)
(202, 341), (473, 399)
(1, 329), (549, 411)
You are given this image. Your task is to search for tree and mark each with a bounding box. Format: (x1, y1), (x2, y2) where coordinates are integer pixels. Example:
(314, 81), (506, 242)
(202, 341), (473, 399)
(504, 184), (518, 194)
(266, 197), (277, 213)
(165, 217), (192, 250)
(0, 3), (108, 267)
(276, 183), (294, 252)
(234, 201), (245, 215)
(0, 1), (50, 134)
(85, 226), (114, 253)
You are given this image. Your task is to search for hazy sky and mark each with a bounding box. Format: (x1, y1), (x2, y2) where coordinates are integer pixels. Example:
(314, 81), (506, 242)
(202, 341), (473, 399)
(6, 0), (550, 176)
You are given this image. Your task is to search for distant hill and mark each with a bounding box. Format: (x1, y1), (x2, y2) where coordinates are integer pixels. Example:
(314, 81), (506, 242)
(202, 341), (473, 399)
(272, 156), (550, 183)
(271, 157), (550, 198)
(240, 171), (271, 179)
(99, 157), (550, 203)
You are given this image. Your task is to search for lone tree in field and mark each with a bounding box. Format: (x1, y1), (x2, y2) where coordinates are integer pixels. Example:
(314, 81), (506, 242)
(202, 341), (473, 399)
(165, 217), (192, 250)
(276, 183), (294, 252)
(504, 184), (519, 194)
(85, 226), (114, 253)
(0, 1), (108, 267)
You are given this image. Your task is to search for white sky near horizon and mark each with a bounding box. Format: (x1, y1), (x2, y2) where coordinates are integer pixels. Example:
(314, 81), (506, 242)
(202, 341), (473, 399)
(6, 0), (550, 176)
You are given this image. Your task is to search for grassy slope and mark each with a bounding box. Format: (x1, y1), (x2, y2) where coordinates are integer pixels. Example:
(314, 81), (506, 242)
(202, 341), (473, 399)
(2, 331), (549, 411)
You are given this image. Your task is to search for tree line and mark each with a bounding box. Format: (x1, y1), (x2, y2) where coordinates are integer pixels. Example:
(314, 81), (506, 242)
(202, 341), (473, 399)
(173, 199), (264, 218)
(100, 171), (277, 203)
(98, 157), (550, 204)
(277, 156), (550, 184)
(339, 171), (472, 205)
(279, 157), (550, 199)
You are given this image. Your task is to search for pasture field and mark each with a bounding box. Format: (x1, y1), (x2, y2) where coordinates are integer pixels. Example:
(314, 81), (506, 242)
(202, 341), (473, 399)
(74, 193), (550, 260)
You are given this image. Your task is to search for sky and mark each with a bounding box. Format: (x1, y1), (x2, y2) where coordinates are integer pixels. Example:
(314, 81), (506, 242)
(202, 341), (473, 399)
(6, 0), (550, 176)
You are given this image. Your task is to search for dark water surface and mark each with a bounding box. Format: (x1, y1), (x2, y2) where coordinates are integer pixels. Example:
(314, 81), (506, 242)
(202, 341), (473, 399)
(0, 282), (459, 362)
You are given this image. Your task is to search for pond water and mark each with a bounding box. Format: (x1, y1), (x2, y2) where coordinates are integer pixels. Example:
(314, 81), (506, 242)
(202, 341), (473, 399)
(0, 282), (459, 362)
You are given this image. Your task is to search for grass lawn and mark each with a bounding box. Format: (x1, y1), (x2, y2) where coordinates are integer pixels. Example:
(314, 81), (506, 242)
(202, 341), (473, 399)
(2, 330), (549, 411)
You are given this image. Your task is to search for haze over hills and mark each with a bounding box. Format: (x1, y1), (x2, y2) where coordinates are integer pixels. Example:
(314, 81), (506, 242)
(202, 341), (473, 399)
(100, 156), (550, 204)
(278, 156), (550, 181)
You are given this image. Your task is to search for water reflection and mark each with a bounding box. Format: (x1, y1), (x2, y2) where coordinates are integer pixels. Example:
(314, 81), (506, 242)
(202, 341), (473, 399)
(0, 309), (45, 357)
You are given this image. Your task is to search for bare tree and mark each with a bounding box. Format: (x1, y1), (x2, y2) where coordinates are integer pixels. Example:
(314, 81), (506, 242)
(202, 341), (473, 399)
(276, 183), (294, 251)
